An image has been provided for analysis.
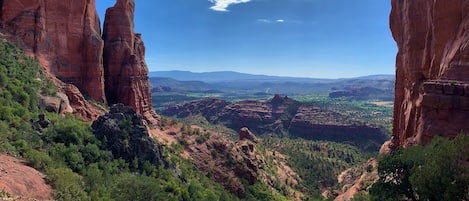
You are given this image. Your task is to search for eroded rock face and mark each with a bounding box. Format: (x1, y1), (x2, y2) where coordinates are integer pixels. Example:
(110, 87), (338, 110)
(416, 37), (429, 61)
(0, 0), (158, 123)
(62, 83), (106, 122)
(0, 0), (106, 102)
(390, 0), (469, 147)
(103, 0), (157, 124)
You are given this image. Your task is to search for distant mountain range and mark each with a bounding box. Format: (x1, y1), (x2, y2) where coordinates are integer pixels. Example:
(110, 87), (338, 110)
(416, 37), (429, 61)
(148, 70), (394, 83)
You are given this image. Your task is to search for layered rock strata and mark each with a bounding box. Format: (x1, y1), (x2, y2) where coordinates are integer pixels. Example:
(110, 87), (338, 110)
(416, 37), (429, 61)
(390, 0), (469, 147)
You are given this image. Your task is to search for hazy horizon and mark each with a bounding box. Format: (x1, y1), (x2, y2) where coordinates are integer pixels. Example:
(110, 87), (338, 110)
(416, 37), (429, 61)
(96, 0), (396, 79)
(149, 69), (395, 80)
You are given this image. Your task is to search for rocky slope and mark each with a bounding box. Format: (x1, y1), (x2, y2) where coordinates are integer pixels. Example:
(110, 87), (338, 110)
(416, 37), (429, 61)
(333, 158), (378, 201)
(0, 155), (53, 201)
(0, 0), (156, 123)
(150, 123), (300, 199)
(390, 0), (469, 148)
(163, 95), (388, 151)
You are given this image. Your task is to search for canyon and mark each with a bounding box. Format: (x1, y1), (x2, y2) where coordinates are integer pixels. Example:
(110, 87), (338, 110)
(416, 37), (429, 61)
(163, 95), (389, 151)
(0, 0), (157, 123)
(390, 0), (469, 148)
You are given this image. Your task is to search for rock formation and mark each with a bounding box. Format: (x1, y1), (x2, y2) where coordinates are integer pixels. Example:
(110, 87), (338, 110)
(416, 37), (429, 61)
(103, 0), (158, 124)
(163, 96), (389, 151)
(174, 126), (268, 197)
(0, 0), (106, 103)
(334, 158), (378, 201)
(0, 0), (157, 123)
(92, 104), (167, 169)
(390, 0), (469, 147)
(239, 127), (259, 143)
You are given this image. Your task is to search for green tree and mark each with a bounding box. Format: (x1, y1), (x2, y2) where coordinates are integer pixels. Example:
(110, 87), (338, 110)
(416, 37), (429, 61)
(409, 135), (469, 201)
(370, 134), (469, 201)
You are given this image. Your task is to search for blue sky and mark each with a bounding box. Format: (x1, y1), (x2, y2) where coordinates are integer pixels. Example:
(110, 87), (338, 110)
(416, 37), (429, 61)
(96, 0), (396, 78)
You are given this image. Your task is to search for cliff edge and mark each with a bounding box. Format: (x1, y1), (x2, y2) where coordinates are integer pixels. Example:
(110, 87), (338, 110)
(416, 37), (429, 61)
(390, 0), (469, 147)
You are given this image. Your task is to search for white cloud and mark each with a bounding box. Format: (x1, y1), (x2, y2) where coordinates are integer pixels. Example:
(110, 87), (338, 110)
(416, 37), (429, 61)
(256, 19), (286, 24)
(257, 19), (272, 23)
(209, 0), (251, 12)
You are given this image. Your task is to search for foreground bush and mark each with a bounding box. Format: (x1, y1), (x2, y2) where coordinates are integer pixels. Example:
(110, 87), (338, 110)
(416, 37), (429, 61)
(370, 134), (469, 201)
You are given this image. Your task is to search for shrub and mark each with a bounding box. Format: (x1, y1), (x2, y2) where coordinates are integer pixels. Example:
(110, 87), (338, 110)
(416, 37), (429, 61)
(25, 149), (52, 170)
(46, 168), (89, 201)
(370, 134), (469, 201)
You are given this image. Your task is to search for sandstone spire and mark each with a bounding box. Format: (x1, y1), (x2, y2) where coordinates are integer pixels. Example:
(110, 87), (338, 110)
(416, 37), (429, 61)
(103, 0), (158, 123)
(0, 0), (158, 123)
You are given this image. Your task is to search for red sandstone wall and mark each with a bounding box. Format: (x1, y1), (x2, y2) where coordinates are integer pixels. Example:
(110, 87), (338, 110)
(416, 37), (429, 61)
(0, 0), (106, 103)
(391, 0), (469, 147)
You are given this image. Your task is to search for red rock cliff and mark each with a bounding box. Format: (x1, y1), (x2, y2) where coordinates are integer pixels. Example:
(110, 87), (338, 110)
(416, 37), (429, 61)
(390, 0), (469, 147)
(0, 0), (106, 103)
(0, 0), (157, 123)
(103, 0), (157, 123)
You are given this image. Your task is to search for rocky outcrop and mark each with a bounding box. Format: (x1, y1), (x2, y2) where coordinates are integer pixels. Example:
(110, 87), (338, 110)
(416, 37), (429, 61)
(233, 129), (265, 186)
(164, 98), (230, 120)
(239, 127), (259, 143)
(0, 0), (106, 103)
(0, 0), (157, 123)
(174, 126), (267, 197)
(390, 0), (469, 147)
(290, 106), (387, 151)
(92, 104), (167, 169)
(62, 83), (106, 121)
(163, 96), (389, 151)
(103, 0), (157, 124)
(329, 87), (388, 100)
(334, 158), (378, 201)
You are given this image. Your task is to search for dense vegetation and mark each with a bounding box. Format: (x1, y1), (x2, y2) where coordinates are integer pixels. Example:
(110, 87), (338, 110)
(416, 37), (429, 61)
(263, 138), (369, 199)
(368, 134), (469, 201)
(0, 41), (239, 201)
(293, 95), (393, 133)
